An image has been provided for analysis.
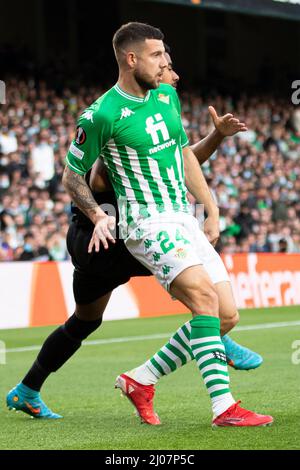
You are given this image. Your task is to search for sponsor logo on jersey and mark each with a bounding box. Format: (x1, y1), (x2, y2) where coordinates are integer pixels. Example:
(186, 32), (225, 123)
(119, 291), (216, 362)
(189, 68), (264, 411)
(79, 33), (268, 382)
(158, 93), (170, 105)
(120, 107), (135, 119)
(140, 111), (178, 155)
(149, 138), (176, 155)
(146, 113), (170, 145)
(81, 110), (94, 123)
(75, 127), (86, 145)
(70, 143), (84, 160)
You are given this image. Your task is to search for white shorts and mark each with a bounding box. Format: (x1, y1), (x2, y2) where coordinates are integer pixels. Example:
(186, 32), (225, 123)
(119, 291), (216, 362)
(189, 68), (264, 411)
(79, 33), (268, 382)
(125, 212), (229, 291)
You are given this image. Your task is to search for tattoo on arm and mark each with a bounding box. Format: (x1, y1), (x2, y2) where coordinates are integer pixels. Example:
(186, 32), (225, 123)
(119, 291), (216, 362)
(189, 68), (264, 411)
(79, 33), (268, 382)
(62, 166), (101, 223)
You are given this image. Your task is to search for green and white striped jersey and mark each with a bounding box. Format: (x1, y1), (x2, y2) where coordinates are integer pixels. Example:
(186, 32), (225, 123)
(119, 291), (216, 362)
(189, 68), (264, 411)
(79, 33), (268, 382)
(66, 83), (190, 232)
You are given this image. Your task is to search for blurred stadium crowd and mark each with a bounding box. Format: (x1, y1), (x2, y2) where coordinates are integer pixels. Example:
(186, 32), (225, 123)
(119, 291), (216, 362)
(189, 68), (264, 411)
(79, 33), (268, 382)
(0, 78), (300, 261)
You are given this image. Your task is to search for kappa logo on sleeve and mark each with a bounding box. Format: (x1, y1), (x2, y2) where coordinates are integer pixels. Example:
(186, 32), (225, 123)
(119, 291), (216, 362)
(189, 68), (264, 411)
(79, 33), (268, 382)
(81, 110), (94, 123)
(70, 143), (85, 160)
(75, 127), (87, 145)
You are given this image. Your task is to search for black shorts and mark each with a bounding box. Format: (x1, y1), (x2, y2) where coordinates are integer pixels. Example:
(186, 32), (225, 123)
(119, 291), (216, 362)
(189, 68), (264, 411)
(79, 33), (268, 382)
(66, 221), (151, 305)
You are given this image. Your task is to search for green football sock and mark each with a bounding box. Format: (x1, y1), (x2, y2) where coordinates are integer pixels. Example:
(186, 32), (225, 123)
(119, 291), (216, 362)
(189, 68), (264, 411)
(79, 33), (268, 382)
(190, 315), (235, 416)
(128, 316), (235, 415)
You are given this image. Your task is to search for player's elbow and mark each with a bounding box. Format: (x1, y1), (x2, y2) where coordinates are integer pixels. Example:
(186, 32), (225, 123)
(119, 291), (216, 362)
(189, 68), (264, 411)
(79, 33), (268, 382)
(62, 165), (73, 191)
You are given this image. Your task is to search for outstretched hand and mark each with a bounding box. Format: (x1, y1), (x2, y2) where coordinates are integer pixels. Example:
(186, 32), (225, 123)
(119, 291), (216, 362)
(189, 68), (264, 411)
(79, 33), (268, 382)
(208, 105), (248, 137)
(88, 215), (116, 253)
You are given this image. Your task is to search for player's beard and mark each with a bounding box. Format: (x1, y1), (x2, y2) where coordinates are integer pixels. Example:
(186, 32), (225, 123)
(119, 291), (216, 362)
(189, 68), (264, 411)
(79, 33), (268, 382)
(134, 70), (158, 91)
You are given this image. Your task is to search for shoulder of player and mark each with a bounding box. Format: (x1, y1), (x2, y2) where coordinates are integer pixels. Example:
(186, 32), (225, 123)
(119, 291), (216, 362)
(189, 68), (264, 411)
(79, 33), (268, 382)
(154, 83), (176, 96)
(153, 83), (179, 105)
(78, 88), (118, 128)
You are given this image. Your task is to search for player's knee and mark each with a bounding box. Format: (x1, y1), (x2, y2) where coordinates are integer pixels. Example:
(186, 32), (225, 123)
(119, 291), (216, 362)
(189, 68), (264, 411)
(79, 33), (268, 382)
(234, 310), (240, 325)
(65, 313), (103, 341)
(221, 309), (239, 332)
(228, 311), (239, 330)
(75, 293), (111, 322)
(192, 284), (219, 316)
(78, 311), (104, 322)
(75, 306), (104, 322)
(171, 270), (219, 316)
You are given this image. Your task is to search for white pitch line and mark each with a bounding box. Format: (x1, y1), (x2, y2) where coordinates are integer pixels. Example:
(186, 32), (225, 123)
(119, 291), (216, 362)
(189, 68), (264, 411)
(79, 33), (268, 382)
(3, 319), (300, 354)
(234, 320), (300, 332)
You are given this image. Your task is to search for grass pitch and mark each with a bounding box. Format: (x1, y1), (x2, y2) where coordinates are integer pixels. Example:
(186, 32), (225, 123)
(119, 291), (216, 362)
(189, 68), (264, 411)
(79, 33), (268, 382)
(0, 306), (300, 450)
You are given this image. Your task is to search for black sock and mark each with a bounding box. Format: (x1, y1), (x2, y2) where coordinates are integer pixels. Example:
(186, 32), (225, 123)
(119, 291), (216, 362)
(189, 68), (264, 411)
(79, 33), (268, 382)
(22, 314), (102, 391)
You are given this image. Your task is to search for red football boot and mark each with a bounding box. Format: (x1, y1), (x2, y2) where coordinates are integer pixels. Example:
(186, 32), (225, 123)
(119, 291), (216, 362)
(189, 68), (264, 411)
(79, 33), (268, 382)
(212, 401), (273, 427)
(115, 374), (161, 425)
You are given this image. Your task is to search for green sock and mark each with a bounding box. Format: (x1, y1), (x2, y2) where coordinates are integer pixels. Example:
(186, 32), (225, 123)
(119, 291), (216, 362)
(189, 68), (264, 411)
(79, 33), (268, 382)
(127, 321), (193, 385)
(190, 315), (235, 416)
(148, 321), (193, 377)
(128, 318), (234, 414)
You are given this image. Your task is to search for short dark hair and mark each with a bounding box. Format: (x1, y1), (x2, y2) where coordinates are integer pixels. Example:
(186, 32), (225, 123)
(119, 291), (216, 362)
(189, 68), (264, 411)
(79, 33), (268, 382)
(24, 232), (34, 240)
(113, 22), (164, 60)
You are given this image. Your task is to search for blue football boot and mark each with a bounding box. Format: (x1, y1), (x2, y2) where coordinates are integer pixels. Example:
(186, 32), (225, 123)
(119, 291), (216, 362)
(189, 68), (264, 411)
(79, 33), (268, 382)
(6, 383), (62, 419)
(222, 335), (263, 370)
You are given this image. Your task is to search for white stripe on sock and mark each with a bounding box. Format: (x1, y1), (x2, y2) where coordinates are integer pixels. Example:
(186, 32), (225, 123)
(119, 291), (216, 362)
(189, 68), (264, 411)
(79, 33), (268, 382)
(153, 354), (172, 374)
(177, 328), (191, 348)
(201, 363), (228, 375)
(192, 343), (224, 357)
(212, 392), (235, 417)
(207, 383), (230, 394)
(196, 352), (218, 367)
(161, 346), (183, 367)
(203, 374), (230, 385)
(169, 338), (192, 362)
(190, 336), (221, 346)
(145, 360), (163, 380)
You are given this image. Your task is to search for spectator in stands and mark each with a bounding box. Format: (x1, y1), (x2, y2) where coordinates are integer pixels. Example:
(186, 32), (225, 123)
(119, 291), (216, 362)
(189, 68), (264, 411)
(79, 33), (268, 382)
(0, 127), (18, 155)
(17, 232), (50, 261)
(29, 131), (55, 188)
(278, 238), (288, 253)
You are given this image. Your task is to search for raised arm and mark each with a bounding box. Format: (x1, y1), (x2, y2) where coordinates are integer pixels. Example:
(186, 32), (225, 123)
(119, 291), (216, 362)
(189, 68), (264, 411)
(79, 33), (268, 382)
(190, 106), (247, 164)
